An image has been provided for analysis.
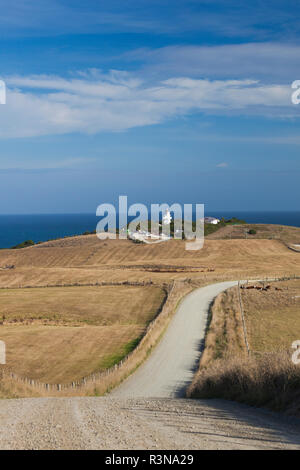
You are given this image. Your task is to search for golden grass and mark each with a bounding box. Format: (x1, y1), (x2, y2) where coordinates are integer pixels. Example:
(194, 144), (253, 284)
(188, 351), (300, 415)
(207, 223), (300, 245)
(199, 287), (246, 369)
(0, 285), (166, 384)
(242, 280), (300, 352)
(0, 285), (165, 326)
(0, 370), (39, 399)
(188, 279), (300, 415)
(1, 324), (143, 384)
(0, 235), (299, 288)
(0, 279), (196, 397)
(0, 227), (299, 398)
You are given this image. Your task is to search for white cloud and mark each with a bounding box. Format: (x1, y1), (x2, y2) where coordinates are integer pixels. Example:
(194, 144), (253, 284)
(0, 157), (94, 172)
(0, 71), (297, 138)
(216, 162), (228, 168)
(131, 43), (300, 82)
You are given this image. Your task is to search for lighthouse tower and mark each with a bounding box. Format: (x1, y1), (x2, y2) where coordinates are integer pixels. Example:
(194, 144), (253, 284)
(162, 209), (172, 225)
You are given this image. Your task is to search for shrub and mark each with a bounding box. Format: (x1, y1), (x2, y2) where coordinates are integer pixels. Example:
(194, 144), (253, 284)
(187, 351), (300, 415)
(11, 240), (35, 249)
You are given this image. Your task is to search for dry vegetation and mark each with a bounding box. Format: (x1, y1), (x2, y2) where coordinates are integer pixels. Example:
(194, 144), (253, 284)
(0, 230), (299, 288)
(0, 285), (165, 326)
(188, 351), (300, 414)
(188, 279), (300, 415)
(1, 324), (142, 384)
(0, 285), (166, 384)
(207, 223), (300, 245)
(0, 279), (196, 398)
(197, 287), (246, 369)
(0, 225), (299, 398)
(242, 279), (300, 352)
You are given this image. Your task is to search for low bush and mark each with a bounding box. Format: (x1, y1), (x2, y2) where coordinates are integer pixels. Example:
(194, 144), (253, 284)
(11, 240), (35, 249)
(188, 350), (300, 415)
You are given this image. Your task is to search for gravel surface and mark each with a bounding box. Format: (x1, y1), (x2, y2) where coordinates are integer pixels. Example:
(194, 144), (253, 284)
(112, 281), (239, 398)
(0, 397), (300, 450)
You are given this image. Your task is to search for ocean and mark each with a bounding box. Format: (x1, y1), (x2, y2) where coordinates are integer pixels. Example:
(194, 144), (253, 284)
(0, 211), (299, 249)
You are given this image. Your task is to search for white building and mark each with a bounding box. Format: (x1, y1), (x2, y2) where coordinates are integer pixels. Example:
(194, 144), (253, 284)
(204, 217), (220, 225)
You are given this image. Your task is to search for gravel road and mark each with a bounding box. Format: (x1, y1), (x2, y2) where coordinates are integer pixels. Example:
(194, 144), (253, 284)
(0, 397), (300, 450)
(112, 281), (239, 398)
(1, 281), (300, 450)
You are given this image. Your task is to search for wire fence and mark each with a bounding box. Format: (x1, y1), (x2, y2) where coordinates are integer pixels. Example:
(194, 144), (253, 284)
(1, 273), (300, 393)
(237, 281), (250, 356)
(0, 280), (184, 394)
(237, 274), (300, 357)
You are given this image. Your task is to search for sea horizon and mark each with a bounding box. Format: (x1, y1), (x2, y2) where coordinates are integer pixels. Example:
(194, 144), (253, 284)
(0, 210), (299, 249)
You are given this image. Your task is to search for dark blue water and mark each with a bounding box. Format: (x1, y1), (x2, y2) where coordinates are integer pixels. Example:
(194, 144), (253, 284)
(0, 214), (98, 249)
(0, 211), (299, 249)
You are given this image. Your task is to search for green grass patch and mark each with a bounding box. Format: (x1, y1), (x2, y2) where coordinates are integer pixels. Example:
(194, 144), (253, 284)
(99, 336), (142, 369)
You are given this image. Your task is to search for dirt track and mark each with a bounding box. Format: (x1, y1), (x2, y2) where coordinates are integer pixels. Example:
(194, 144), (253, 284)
(1, 281), (300, 449)
(112, 281), (239, 398)
(0, 396), (300, 449)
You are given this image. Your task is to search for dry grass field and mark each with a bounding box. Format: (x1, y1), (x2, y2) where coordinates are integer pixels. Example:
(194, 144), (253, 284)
(0, 285), (166, 384)
(207, 223), (300, 245)
(0, 228), (299, 289)
(188, 279), (300, 415)
(0, 225), (299, 397)
(196, 287), (246, 369)
(242, 279), (300, 352)
(1, 324), (142, 384)
(0, 285), (165, 326)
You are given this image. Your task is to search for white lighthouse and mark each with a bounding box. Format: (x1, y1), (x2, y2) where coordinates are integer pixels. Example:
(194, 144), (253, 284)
(162, 209), (172, 226)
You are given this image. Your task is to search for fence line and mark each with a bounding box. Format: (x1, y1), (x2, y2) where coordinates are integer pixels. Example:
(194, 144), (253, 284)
(237, 281), (250, 356)
(1, 281), (178, 393)
(0, 280), (159, 290)
(237, 274), (300, 357)
(2, 273), (300, 393)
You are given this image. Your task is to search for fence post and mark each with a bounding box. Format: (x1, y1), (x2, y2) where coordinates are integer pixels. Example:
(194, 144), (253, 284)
(237, 281), (250, 356)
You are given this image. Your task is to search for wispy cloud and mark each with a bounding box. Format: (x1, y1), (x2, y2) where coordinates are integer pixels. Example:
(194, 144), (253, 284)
(216, 162), (228, 168)
(129, 43), (300, 82)
(0, 157), (94, 172)
(0, 71), (297, 138)
(177, 133), (300, 146)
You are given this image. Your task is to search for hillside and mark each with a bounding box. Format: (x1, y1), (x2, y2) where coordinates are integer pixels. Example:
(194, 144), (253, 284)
(0, 226), (299, 288)
(0, 225), (299, 397)
(206, 223), (300, 244)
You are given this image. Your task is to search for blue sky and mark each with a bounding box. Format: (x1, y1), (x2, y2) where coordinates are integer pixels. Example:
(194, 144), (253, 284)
(0, 0), (300, 213)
